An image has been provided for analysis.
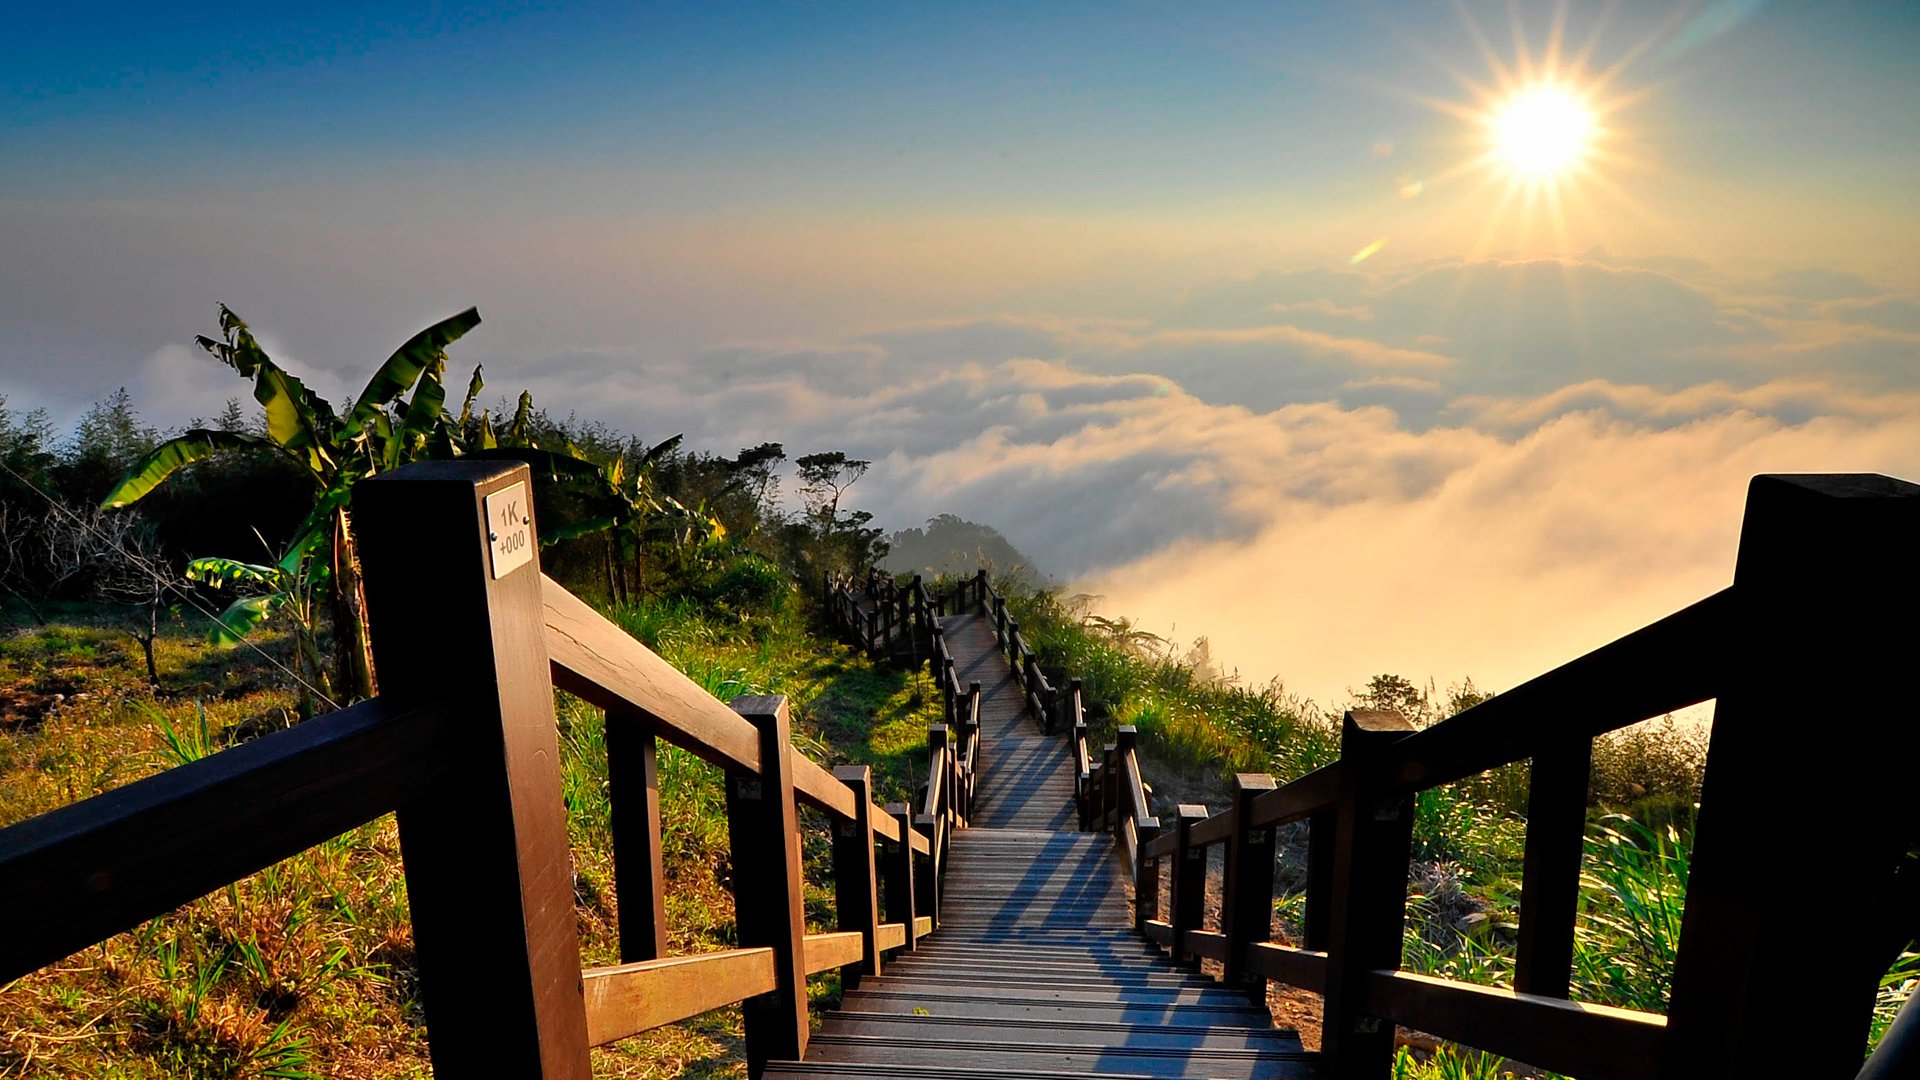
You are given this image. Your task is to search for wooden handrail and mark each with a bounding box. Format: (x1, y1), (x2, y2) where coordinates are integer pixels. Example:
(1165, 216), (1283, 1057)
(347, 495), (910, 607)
(0, 696), (452, 982)
(1377, 588), (1734, 795)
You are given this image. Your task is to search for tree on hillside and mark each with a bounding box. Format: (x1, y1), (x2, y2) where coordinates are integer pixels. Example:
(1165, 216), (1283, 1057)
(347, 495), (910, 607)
(102, 305), (484, 707)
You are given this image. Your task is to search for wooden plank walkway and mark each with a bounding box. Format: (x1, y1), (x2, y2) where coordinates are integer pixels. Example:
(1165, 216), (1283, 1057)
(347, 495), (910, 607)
(769, 604), (1318, 1078)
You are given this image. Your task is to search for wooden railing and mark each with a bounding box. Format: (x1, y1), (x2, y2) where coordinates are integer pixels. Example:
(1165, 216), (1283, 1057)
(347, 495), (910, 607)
(0, 461), (955, 1079)
(1129, 473), (1920, 1080)
(836, 567), (1137, 842)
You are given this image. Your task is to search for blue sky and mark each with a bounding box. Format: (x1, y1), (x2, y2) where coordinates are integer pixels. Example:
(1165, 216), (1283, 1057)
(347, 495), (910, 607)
(4, 1), (1919, 701)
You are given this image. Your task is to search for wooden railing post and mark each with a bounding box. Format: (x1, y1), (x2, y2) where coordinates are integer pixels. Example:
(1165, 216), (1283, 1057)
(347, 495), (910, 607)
(910, 574), (926, 662)
(724, 694), (808, 1074)
(974, 568), (989, 614)
(1320, 709), (1416, 1080)
(357, 461), (591, 1079)
(607, 709), (669, 962)
(882, 802), (917, 951)
(1220, 772), (1278, 1002)
(1100, 743), (1117, 833)
(1170, 804), (1209, 966)
(1303, 809), (1334, 952)
(1090, 757), (1105, 834)
(1662, 474), (1920, 1079)
(993, 596), (1007, 645)
(831, 765), (882, 989)
(964, 680), (983, 819)
(1513, 739), (1591, 997)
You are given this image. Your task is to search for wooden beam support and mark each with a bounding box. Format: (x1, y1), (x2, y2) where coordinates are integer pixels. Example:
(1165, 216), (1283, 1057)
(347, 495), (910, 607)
(607, 709), (669, 962)
(831, 765), (883, 989)
(1513, 738), (1591, 998)
(882, 802), (916, 952)
(1319, 708), (1416, 1080)
(1663, 474), (1920, 1079)
(358, 461), (591, 1080)
(1170, 804), (1209, 967)
(1220, 773), (1278, 1002)
(724, 694), (808, 1075)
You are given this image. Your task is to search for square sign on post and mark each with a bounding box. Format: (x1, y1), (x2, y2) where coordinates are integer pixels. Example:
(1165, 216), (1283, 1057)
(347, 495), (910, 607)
(484, 481), (534, 580)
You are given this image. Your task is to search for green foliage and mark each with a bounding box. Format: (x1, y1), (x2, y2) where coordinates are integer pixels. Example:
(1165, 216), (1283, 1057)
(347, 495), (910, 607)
(1572, 815), (1691, 1011)
(99, 305), (486, 705)
(998, 577), (1333, 782)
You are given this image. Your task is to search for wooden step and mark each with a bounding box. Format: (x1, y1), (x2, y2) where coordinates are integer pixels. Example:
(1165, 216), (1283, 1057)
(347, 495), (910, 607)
(839, 988), (1271, 1026)
(820, 1012), (1298, 1050)
(799, 1033), (1318, 1078)
(857, 976), (1264, 1007)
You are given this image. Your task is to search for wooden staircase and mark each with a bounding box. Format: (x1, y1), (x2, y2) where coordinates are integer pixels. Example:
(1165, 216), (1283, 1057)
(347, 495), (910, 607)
(776, 596), (1320, 1078)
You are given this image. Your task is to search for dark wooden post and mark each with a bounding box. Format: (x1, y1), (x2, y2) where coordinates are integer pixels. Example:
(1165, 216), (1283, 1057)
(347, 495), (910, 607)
(882, 802), (916, 951)
(1320, 709), (1416, 1080)
(974, 568), (989, 614)
(724, 694), (808, 1074)
(1006, 620), (1021, 669)
(1086, 758), (1105, 832)
(1303, 810), (1335, 952)
(1100, 743), (1118, 833)
(1513, 739), (1592, 997)
(357, 460), (591, 1080)
(1134, 823), (1161, 932)
(1115, 725), (1139, 827)
(1662, 474), (1920, 1079)
(993, 596), (1007, 645)
(831, 765), (883, 989)
(914, 815), (941, 929)
(1220, 772), (1278, 1001)
(607, 709), (669, 961)
(910, 575), (926, 664)
(942, 656), (958, 728)
(1170, 804), (1209, 965)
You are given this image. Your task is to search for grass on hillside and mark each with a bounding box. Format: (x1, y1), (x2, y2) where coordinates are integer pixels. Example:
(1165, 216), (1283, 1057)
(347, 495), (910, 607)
(0, 582), (940, 1079)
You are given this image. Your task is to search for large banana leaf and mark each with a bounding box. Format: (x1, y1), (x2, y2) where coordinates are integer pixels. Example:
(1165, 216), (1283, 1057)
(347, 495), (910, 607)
(196, 304), (341, 472)
(640, 434), (683, 466)
(344, 308), (482, 431)
(196, 305), (270, 378)
(100, 429), (270, 508)
(278, 486), (352, 574)
(468, 446), (609, 486)
(206, 594), (286, 646)
(395, 356), (448, 451)
(255, 364), (337, 474)
(457, 365), (485, 427)
(186, 556), (284, 591)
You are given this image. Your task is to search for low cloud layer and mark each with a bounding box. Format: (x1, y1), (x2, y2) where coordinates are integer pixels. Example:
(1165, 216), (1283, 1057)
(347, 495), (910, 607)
(120, 252), (1920, 704)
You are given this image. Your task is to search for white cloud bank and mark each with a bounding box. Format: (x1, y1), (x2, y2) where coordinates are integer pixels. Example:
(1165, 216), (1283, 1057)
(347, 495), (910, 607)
(110, 251), (1920, 704)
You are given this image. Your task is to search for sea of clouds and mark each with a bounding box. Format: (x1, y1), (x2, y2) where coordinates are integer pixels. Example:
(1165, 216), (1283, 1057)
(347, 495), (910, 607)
(106, 250), (1920, 704)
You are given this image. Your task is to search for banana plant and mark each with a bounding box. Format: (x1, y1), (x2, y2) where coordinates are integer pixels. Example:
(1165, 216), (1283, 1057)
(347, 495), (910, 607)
(186, 544), (333, 718)
(102, 305), (484, 705)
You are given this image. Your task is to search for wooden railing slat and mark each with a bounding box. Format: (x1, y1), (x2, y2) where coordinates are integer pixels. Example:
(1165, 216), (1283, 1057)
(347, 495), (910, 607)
(803, 931), (866, 975)
(1247, 763), (1340, 828)
(0, 697), (449, 984)
(582, 948), (777, 1047)
(1245, 943), (1327, 994)
(1378, 589), (1732, 793)
(1361, 970), (1666, 1080)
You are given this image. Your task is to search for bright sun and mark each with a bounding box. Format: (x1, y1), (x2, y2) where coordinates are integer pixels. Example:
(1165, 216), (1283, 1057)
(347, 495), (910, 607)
(1490, 84), (1595, 179)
